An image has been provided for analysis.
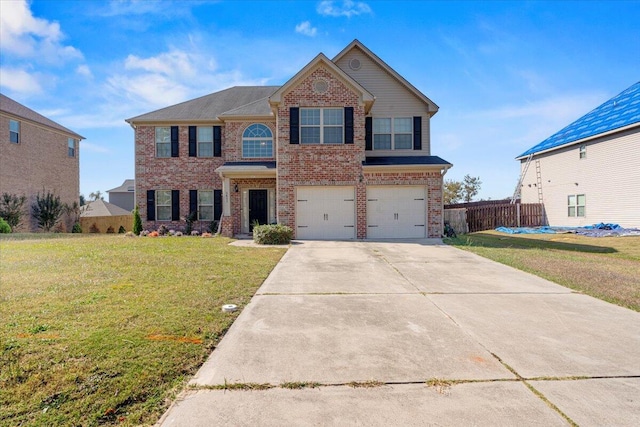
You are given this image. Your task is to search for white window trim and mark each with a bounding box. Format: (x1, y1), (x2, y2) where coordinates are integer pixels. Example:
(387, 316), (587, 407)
(567, 194), (586, 217)
(9, 119), (20, 144)
(155, 127), (171, 158)
(300, 108), (344, 145)
(197, 127), (214, 158)
(242, 123), (273, 158)
(372, 117), (413, 150)
(198, 190), (214, 221)
(579, 144), (586, 159)
(156, 189), (172, 221)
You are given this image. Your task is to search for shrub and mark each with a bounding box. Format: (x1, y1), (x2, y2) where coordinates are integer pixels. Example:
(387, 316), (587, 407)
(0, 217), (11, 233)
(140, 230), (150, 236)
(72, 223), (82, 233)
(31, 190), (63, 232)
(253, 224), (293, 245)
(0, 193), (26, 230)
(184, 211), (196, 235)
(118, 225), (126, 234)
(106, 226), (115, 234)
(208, 220), (219, 234)
(89, 223), (100, 233)
(157, 225), (169, 236)
(132, 205), (143, 235)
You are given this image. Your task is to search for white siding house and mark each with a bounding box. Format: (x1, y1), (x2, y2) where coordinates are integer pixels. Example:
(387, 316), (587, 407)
(516, 81), (640, 228)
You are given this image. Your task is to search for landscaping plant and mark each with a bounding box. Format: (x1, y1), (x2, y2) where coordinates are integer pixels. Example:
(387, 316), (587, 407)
(31, 190), (63, 232)
(0, 193), (27, 230)
(132, 205), (143, 235)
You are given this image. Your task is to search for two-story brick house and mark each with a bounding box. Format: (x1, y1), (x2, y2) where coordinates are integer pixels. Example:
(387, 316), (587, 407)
(126, 40), (452, 239)
(0, 94), (83, 232)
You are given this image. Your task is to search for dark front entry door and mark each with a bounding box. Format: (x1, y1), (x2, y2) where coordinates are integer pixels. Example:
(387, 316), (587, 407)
(249, 190), (268, 231)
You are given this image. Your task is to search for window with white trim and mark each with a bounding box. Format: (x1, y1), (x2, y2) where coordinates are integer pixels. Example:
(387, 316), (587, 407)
(242, 124), (273, 157)
(373, 117), (412, 150)
(301, 108), (343, 144)
(155, 127), (171, 158)
(568, 194), (586, 217)
(68, 138), (76, 157)
(156, 190), (172, 221)
(9, 120), (19, 143)
(579, 144), (586, 159)
(198, 190), (214, 220)
(198, 127), (213, 157)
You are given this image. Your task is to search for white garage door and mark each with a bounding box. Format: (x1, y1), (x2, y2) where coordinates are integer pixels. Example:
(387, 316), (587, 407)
(296, 186), (356, 240)
(367, 186), (426, 238)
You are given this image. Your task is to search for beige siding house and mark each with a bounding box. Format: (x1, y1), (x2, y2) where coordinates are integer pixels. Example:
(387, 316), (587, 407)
(0, 94), (83, 232)
(517, 81), (639, 228)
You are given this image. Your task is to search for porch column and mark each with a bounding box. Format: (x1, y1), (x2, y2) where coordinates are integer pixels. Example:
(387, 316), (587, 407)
(222, 177), (231, 216)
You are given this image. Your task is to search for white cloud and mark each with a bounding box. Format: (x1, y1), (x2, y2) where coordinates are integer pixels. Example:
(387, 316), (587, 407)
(317, 0), (372, 18)
(76, 64), (93, 78)
(80, 142), (110, 153)
(295, 21), (317, 37)
(125, 50), (198, 78)
(0, 0), (82, 63)
(0, 67), (43, 94)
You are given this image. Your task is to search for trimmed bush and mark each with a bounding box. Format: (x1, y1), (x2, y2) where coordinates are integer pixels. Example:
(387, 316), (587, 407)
(0, 217), (11, 233)
(133, 205), (143, 235)
(72, 223), (82, 233)
(118, 225), (126, 234)
(106, 226), (115, 234)
(253, 224), (293, 245)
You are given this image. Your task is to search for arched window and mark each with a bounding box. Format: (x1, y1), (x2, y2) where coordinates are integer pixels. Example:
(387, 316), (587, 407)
(242, 124), (273, 158)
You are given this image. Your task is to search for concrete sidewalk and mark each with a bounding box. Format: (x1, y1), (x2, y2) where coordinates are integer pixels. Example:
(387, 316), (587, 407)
(159, 240), (640, 426)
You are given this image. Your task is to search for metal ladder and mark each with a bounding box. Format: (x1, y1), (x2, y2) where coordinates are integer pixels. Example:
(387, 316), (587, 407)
(511, 154), (533, 204)
(534, 158), (543, 204)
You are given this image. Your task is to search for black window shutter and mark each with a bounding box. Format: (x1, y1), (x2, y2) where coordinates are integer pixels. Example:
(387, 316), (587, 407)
(213, 126), (222, 157)
(188, 126), (197, 157)
(189, 190), (198, 217)
(290, 107), (299, 144)
(344, 107), (354, 144)
(365, 117), (372, 150)
(171, 126), (179, 157)
(214, 190), (222, 220)
(413, 116), (422, 150)
(146, 190), (155, 221)
(171, 190), (180, 221)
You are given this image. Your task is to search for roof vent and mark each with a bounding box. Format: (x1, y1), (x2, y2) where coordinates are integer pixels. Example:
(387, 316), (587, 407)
(313, 79), (329, 94)
(349, 58), (361, 71)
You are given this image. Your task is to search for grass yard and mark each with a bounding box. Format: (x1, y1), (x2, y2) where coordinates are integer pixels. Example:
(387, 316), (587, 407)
(445, 231), (640, 312)
(0, 234), (285, 426)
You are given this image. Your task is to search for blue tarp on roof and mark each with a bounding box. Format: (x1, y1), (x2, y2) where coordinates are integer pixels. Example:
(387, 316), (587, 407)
(517, 81), (640, 158)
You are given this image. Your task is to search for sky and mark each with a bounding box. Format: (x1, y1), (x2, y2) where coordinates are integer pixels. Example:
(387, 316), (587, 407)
(1, 0), (638, 201)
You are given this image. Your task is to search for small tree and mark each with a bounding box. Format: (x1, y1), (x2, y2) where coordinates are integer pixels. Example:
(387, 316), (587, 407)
(0, 193), (27, 231)
(132, 205), (143, 235)
(31, 190), (63, 232)
(89, 191), (103, 201)
(79, 194), (86, 206)
(443, 180), (463, 205)
(462, 175), (482, 203)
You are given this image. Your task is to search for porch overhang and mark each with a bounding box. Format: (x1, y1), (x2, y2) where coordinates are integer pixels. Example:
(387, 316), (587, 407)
(215, 161), (277, 179)
(362, 156), (453, 175)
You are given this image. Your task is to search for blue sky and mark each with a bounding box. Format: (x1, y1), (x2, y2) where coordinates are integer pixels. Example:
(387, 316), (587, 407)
(1, 0), (638, 200)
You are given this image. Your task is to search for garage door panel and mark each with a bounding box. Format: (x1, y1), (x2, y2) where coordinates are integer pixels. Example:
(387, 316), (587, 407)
(367, 186), (426, 239)
(296, 187), (355, 240)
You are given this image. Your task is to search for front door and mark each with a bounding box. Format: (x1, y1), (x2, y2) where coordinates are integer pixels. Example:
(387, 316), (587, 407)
(249, 189), (268, 231)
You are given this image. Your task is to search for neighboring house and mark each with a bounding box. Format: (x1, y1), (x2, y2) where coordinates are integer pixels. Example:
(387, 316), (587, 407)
(107, 179), (135, 212)
(126, 40), (452, 239)
(516, 81), (639, 228)
(80, 199), (133, 233)
(0, 94), (83, 232)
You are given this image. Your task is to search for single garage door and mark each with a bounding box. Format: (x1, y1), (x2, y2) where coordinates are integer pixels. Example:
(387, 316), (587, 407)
(296, 186), (355, 240)
(367, 186), (426, 238)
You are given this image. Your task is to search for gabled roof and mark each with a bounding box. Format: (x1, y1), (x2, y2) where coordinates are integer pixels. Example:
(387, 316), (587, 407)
(126, 86), (280, 123)
(218, 97), (273, 118)
(269, 53), (375, 108)
(107, 179), (135, 193)
(80, 199), (132, 217)
(517, 81), (640, 159)
(0, 93), (84, 139)
(333, 39), (439, 114)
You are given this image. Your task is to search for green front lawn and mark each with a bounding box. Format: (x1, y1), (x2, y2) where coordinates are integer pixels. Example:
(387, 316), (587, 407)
(0, 234), (285, 426)
(445, 231), (640, 312)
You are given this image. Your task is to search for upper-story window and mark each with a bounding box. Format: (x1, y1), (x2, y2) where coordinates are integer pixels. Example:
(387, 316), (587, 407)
(301, 108), (343, 144)
(68, 138), (76, 157)
(579, 144), (586, 159)
(9, 120), (19, 143)
(243, 124), (273, 158)
(373, 117), (412, 150)
(198, 127), (213, 157)
(155, 127), (171, 158)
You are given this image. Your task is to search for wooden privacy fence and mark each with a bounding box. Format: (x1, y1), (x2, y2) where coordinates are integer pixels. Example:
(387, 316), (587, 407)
(80, 215), (133, 234)
(445, 202), (545, 233)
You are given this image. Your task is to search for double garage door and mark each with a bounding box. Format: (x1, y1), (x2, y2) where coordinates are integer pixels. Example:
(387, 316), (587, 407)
(295, 186), (426, 240)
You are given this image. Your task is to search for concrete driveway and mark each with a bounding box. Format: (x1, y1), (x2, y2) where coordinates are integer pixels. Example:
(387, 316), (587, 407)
(159, 240), (640, 426)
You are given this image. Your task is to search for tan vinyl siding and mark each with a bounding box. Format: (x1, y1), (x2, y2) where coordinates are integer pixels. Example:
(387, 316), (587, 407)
(519, 126), (640, 228)
(335, 48), (432, 156)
